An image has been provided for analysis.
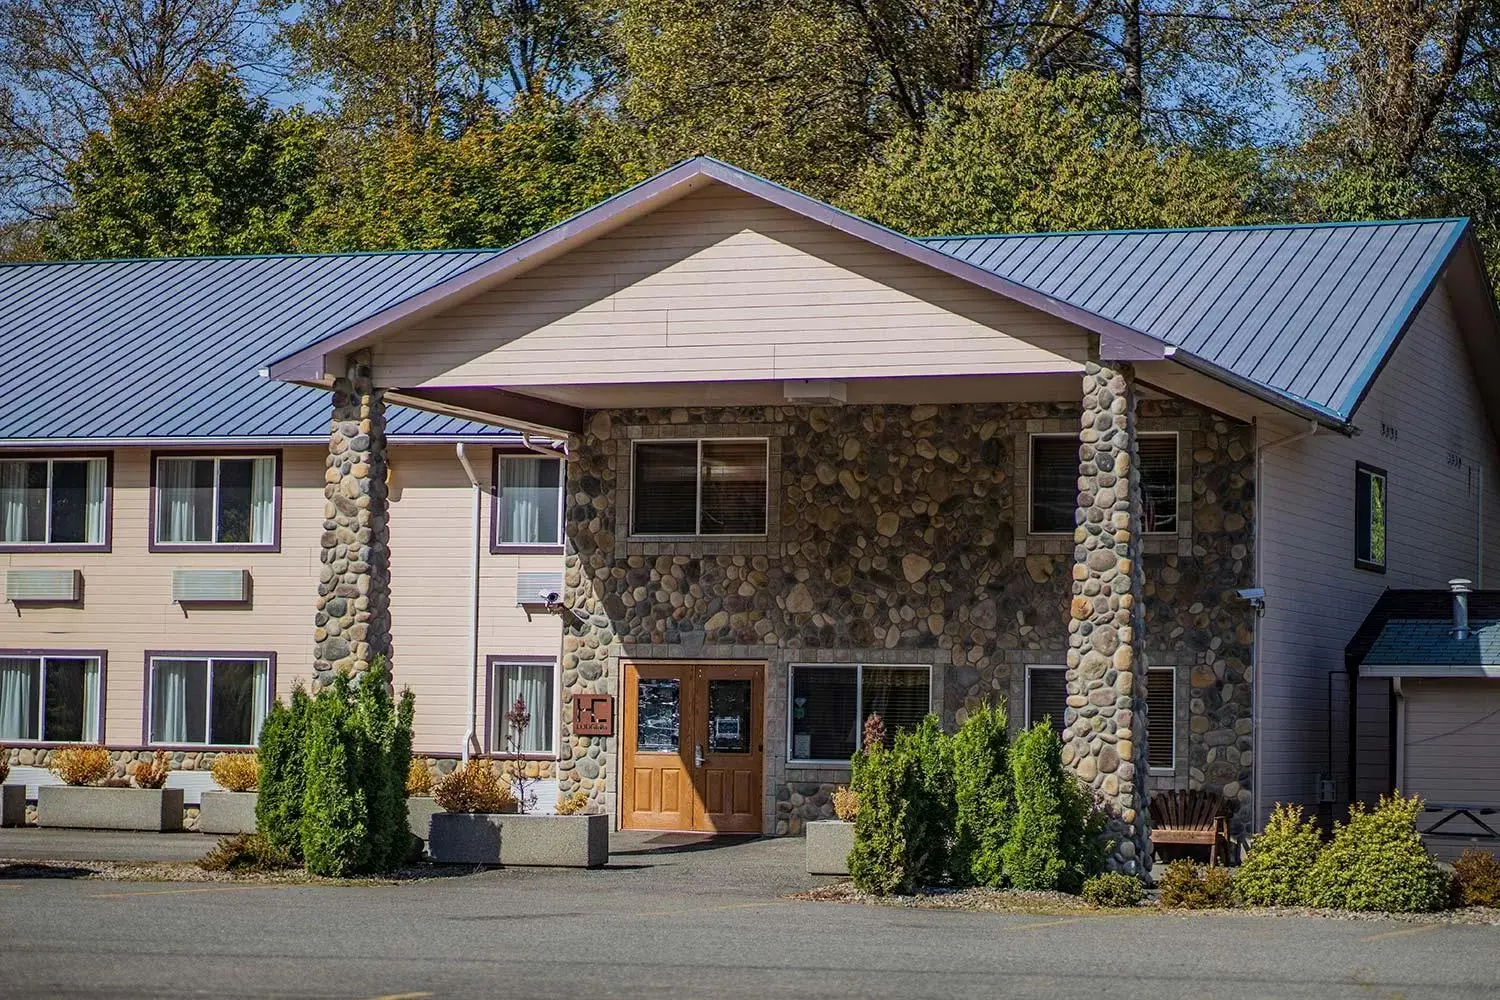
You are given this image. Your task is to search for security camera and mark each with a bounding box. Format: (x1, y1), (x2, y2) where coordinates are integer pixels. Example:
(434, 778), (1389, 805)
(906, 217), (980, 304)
(1236, 587), (1265, 601)
(540, 590), (561, 604)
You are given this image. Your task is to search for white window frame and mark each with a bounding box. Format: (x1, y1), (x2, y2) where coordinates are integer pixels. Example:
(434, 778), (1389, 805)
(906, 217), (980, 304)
(493, 454), (565, 548)
(146, 655), (271, 748)
(630, 438), (770, 539)
(490, 657), (561, 757)
(0, 456), (108, 547)
(1027, 432), (1178, 536)
(0, 654), (102, 744)
(153, 454), (277, 547)
(786, 662), (933, 766)
(1024, 663), (1176, 773)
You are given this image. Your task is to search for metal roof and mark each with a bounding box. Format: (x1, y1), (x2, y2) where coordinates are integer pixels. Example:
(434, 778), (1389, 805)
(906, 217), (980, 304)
(0, 250), (513, 441)
(923, 220), (1468, 422)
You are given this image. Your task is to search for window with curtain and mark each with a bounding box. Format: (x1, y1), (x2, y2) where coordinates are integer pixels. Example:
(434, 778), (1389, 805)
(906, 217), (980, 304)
(1355, 462), (1388, 572)
(494, 457), (562, 546)
(1026, 664), (1176, 770)
(149, 656), (270, 746)
(0, 457), (107, 546)
(1138, 434), (1179, 534)
(632, 440), (768, 536)
(0, 655), (101, 742)
(788, 664), (930, 763)
(155, 456), (276, 546)
(493, 660), (555, 754)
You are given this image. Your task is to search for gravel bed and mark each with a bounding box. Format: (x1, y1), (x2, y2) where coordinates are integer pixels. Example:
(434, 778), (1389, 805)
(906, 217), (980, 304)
(0, 857), (480, 886)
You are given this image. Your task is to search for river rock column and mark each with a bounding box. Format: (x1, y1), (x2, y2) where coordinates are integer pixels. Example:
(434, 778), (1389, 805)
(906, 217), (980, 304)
(1065, 360), (1150, 874)
(314, 353), (392, 686)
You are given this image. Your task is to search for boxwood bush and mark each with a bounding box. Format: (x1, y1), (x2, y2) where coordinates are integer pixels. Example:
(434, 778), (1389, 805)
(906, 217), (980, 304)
(1235, 803), (1322, 906)
(1305, 794), (1450, 912)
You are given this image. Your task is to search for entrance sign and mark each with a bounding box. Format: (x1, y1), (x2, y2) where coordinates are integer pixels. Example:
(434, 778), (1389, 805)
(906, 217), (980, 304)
(573, 693), (614, 737)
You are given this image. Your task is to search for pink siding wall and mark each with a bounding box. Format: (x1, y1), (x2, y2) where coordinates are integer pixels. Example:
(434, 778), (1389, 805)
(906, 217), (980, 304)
(0, 443), (562, 755)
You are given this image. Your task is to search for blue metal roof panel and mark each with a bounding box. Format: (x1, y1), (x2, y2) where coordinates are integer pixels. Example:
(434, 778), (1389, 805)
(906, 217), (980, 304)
(0, 250), (515, 441)
(1362, 619), (1500, 667)
(923, 219), (1466, 421)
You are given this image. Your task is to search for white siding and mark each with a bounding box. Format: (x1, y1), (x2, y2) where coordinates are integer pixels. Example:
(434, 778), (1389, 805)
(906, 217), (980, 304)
(1256, 282), (1500, 825)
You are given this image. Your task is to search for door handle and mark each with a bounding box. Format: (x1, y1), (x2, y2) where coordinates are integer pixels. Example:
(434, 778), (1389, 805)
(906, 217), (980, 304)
(695, 744), (705, 767)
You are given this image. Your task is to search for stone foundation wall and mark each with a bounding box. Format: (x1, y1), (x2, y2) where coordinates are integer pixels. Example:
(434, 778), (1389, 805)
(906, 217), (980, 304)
(557, 400), (1254, 834)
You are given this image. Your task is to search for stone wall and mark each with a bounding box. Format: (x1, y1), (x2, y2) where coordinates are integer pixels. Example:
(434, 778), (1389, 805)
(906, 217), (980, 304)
(559, 399), (1256, 835)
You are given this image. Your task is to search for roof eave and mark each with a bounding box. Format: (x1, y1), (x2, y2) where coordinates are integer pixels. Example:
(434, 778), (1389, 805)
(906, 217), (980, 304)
(1165, 347), (1354, 434)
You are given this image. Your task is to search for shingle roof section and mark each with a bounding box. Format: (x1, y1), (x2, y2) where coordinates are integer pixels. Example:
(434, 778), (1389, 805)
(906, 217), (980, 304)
(923, 220), (1467, 421)
(1362, 619), (1500, 666)
(0, 250), (513, 440)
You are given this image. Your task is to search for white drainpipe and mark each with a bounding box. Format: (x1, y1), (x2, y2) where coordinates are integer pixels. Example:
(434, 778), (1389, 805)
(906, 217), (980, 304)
(455, 443), (482, 765)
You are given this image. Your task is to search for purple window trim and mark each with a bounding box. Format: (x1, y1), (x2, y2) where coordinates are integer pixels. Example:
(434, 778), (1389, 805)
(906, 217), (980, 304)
(141, 649), (277, 748)
(489, 451), (565, 555)
(147, 448), (283, 554)
(0, 647), (109, 745)
(482, 653), (561, 758)
(0, 450), (114, 554)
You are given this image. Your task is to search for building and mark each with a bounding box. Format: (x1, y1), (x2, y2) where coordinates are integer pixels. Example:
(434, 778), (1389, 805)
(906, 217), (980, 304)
(5, 158), (1498, 864)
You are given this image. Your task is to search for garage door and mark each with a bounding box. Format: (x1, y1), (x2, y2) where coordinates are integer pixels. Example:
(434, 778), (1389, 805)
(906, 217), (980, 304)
(1403, 678), (1500, 855)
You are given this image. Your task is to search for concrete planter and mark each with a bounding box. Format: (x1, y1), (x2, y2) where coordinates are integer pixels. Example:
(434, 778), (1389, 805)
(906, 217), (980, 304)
(406, 796), (442, 845)
(198, 791), (258, 835)
(37, 786), (183, 832)
(0, 784), (25, 827)
(806, 820), (855, 875)
(428, 811), (609, 868)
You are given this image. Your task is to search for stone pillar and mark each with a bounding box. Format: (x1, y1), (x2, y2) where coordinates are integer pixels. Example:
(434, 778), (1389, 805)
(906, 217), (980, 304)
(314, 353), (392, 686)
(1065, 360), (1150, 874)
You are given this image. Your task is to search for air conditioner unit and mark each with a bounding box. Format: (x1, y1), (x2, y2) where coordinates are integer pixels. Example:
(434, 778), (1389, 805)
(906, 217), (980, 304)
(5, 568), (81, 603)
(172, 569), (250, 603)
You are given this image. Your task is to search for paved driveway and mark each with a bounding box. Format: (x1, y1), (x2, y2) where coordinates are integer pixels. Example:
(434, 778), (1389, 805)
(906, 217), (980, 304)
(0, 831), (1495, 999)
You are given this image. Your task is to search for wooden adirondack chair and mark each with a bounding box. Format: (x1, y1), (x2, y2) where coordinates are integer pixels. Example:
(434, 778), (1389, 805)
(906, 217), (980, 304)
(1149, 789), (1232, 866)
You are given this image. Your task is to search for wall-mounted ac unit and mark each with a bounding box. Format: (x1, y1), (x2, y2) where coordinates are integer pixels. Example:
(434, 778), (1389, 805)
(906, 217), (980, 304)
(5, 568), (81, 603)
(172, 569), (250, 604)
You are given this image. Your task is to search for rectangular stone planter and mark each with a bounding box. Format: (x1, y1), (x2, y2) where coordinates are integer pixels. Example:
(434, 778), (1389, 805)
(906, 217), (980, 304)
(406, 796), (442, 844)
(806, 820), (855, 875)
(198, 791), (258, 835)
(0, 784), (25, 827)
(427, 811), (609, 868)
(37, 786), (183, 832)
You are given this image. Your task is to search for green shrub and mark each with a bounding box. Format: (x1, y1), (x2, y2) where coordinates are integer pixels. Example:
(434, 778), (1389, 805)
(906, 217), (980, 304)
(1235, 803), (1322, 906)
(256, 684), (311, 859)
(349, 660), (415, 870)
(903, 716), (954, 886)
(198, 833), (293, 873)
(1159, 860), (1234, 908)
(1453, 849), (1500, 908)
(300, 672), (368, 877)
(950, 702), (1013, 887)
(1081, 871), (1144, 908)
(847, 717), (953, 896)
(1305, 793), (1450, 912)
(1001, 719), (1103, 892)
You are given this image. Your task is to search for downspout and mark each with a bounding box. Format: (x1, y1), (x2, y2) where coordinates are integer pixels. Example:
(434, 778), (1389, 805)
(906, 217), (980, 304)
(1477, 465), (1485, 588)
(1251, 418), (1319, 831)
(1391, 677), (1406, 794)
(455, 443), (482, 765)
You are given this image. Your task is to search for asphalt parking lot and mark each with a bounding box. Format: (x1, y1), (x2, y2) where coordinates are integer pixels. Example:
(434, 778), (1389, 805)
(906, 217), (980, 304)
(0, 830), (1495, 999)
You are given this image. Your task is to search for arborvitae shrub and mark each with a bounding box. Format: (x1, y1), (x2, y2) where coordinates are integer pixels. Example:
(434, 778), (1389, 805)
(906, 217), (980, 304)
(848, 740), (920, 895)
(1001, 720), (1102, 892)
(950, 702), (1013, 887)
(256, 684), (311, 859)
(903, 716), (954, 886)
(1235, 803), (1321, 906)
(348, 660), (413, 870)
(1306, 794), (1451, 912)
(299, 672), (367, 877)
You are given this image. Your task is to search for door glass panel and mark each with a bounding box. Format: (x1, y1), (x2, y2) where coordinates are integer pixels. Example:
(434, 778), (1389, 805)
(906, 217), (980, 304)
(636, 678), (680, 752)
(707, 679), (752, 753)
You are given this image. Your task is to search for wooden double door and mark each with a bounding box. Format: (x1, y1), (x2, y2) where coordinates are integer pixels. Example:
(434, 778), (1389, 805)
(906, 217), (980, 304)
(620, 662), (763, 833)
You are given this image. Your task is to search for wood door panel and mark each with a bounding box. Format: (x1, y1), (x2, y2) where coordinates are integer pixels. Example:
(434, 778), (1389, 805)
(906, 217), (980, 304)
(693, 665), (763, 834)
(620, 663), (695, 831)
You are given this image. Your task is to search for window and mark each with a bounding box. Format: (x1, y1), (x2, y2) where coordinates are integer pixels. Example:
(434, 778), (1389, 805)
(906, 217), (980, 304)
(1030, 433), (1178, 534)
(0, 654), (102, 743)
(1025, 664), (1176, 771)
(788, 663), (931, 763)
(1355, 462), (1387, 572)
(0, 457), (107, 547)
(494, 456), (563, 547)
(491, 659), (556, 754)
(632, 439), (768, 536)
(148, 655), (271, 746)
(155, 455), (277, 547)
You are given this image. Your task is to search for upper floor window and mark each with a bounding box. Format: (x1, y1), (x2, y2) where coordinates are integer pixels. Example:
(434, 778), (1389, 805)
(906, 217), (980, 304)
(154, 455), (277, 549)
(632, 439), (768, 537)
(0, 457), (107, 548)
(1355, 462), (1387, 573)
(148, 654), (271, 747)
(1025, 664), (1176, 772)
(0, 653), (103, 743)
(493, 456), (563, 548)
(1029, 433), (1178, 534)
